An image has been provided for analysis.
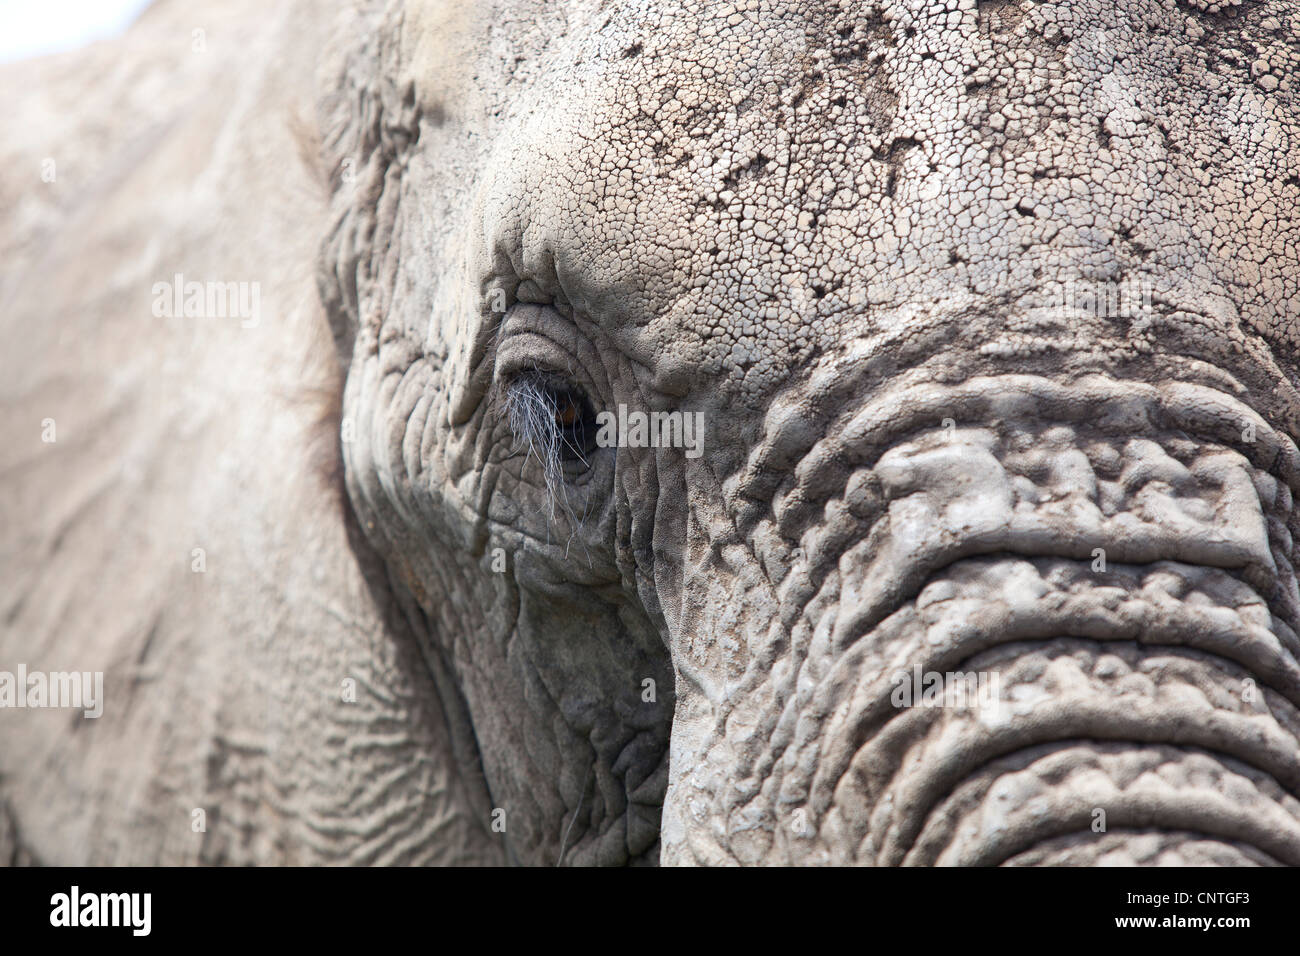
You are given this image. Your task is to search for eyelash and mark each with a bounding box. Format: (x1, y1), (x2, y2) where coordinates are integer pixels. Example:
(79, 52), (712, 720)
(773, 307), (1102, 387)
(504, 371), (599, 476)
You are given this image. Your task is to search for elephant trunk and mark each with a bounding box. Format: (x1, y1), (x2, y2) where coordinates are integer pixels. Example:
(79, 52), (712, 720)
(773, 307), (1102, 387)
(662, 371), (1300, 865)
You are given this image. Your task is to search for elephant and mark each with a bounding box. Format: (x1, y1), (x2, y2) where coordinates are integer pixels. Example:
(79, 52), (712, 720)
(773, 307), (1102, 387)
(2, 0), (1299, 867)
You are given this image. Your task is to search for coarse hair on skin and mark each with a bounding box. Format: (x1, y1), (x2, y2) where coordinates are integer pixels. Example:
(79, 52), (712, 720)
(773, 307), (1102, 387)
(500, 368), (593, 540)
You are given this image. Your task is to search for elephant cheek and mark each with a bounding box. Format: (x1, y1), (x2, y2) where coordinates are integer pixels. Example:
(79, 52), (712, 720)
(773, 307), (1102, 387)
(661, 375), (1300, 866)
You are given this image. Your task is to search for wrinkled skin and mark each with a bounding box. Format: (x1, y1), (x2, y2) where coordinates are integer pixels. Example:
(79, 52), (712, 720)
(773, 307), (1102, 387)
(2, 0), (1299, 866)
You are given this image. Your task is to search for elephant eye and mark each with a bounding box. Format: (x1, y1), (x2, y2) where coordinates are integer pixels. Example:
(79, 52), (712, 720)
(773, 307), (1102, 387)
(504, 370), (600, 468)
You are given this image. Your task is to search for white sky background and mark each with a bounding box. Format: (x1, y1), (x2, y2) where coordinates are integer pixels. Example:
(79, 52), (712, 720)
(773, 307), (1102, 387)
(0, 0), (155, 63)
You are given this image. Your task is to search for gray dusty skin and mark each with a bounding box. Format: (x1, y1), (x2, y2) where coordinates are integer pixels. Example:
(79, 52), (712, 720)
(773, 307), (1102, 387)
(2, 0), (1299, 865)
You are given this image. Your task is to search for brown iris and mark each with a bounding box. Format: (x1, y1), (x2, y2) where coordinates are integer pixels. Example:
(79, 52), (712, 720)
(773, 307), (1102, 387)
(555, 396), (580, 428)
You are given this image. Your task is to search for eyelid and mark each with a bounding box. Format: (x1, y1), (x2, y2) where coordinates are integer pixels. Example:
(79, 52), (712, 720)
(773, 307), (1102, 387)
(494, 330), (579, 382)
(503, 366), (580, 400)
(490, 304), (612, 438)
(493, 336), (603, 421)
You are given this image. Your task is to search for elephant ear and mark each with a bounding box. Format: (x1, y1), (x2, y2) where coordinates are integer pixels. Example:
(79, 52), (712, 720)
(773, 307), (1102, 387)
(0, 0), (502, 865)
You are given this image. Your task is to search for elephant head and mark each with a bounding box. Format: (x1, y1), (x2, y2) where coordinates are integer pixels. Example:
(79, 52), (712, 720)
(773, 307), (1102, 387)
(3, 0), (1298, 866)
(317, 0), (1300, 865)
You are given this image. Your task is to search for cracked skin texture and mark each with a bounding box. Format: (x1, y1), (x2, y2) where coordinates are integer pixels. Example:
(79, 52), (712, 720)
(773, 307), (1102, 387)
(1, 0), (1298, 865)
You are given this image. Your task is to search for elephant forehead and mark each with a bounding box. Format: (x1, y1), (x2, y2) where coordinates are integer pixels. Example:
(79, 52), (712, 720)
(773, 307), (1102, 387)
(474, 0), (903, 390)
(456, 0), (1298, 404)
